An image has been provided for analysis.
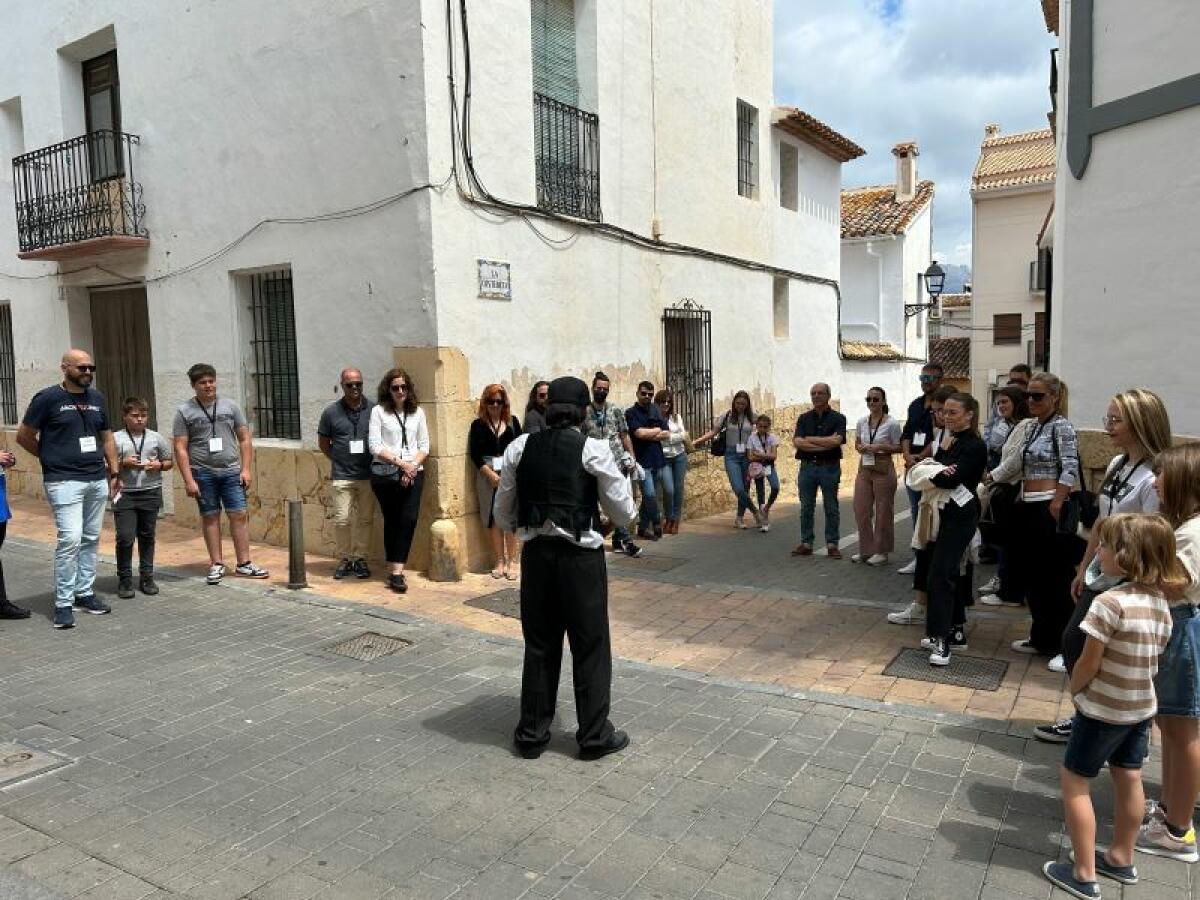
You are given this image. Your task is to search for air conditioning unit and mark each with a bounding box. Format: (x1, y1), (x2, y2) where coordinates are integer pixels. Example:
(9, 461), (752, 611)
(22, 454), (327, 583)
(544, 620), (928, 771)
(1029, 248), (1049, 292)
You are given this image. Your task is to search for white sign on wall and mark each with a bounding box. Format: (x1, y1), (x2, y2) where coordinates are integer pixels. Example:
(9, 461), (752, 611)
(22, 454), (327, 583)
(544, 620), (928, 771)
(477, 259), (512, 301)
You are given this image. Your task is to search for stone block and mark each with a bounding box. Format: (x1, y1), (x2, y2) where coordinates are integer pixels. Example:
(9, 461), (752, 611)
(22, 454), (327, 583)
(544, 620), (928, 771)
(424, 400), (478, 460)
(394, 346), (471, 405)
(427, 518), (463, 582)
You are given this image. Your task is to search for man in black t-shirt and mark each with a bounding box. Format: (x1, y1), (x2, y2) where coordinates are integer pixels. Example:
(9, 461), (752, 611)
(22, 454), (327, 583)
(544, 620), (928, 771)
(17, 349), (120, 629)
(791, 383), (847, 557)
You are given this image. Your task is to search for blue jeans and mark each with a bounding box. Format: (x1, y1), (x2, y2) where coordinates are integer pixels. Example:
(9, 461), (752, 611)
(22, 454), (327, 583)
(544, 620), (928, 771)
(192, 467), (248, 517)
(798, 463), (841, 547)
(638, 467), (661, 530)
(657, 455), (687, 521)
(754, 468), (780, 507)
(906, 485), (921, 523)
(723, 452), (757, 517)
(45, 478), (109, 608)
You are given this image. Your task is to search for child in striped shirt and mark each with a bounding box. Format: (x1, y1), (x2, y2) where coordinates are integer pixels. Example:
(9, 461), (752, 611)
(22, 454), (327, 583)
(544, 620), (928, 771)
(1043, 513), (1187, 899)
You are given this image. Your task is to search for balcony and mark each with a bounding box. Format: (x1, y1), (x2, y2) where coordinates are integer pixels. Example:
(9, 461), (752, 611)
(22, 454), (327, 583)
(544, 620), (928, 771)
(533, 93), (601, 222)
(12, 130), (148, 260)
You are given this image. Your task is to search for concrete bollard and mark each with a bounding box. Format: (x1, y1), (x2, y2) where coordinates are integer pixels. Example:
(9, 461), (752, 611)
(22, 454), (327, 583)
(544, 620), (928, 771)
(287, 499), (308, 589)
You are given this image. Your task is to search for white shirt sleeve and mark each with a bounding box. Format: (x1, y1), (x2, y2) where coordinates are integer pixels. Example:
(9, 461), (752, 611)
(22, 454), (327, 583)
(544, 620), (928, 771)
(583, 437), (636, 526)
(494, 434), (526, 532)
(368, 406), (385, 457)
(412, 407), (430, 455)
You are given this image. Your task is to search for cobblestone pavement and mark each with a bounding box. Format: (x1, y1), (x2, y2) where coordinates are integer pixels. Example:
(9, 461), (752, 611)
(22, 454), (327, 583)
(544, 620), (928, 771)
(1, 539), (1195, 899)
(0, 495), (1073, 724)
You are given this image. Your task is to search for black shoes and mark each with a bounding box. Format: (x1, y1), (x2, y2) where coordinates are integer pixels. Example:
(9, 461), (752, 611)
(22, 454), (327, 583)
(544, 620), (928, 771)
(0, 600), (31, 620)
(139, 575), (159, 596)
(636, 528), (660, 542)
(333, 559), (354, 580)
(515, 742), (546, 760)
(580, 730), (629, 761)
(117, 578), (135, 599)
(388, 573), (407, 593)
(352, 558), (371, 579)
(621, 540), (643, 558)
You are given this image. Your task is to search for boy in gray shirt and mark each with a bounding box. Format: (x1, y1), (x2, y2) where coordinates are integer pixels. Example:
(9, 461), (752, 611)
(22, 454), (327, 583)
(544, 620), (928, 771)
(114, 397), (173, 597)
(172, 363), (269, 585)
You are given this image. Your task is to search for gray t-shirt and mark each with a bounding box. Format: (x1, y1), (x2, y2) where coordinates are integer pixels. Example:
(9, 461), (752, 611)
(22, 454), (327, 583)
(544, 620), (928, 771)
(172, 397), (248, 472)
(317, 398), (374, 480)
(114, 429), (172, 492)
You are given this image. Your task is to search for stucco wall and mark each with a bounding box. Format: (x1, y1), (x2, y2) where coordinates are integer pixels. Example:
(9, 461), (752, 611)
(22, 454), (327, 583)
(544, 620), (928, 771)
(969, 187), (1051, 400)
(1051, 0), (1200, 437)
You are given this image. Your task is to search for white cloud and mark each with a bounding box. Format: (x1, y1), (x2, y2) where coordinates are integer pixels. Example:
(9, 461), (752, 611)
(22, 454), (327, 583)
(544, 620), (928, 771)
(774, 0), (1056, 266)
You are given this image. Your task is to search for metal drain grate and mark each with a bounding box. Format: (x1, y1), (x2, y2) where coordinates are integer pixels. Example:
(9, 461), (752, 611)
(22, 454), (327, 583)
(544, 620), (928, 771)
(882, 648), (1008, 691)
(329, 632), (412, 661)
(466, 588), (521, 619)
(610, 555), (686, 573)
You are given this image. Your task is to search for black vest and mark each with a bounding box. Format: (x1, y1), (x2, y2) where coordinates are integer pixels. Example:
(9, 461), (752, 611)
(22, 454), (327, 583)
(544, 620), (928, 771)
(517, 427), (601, 539)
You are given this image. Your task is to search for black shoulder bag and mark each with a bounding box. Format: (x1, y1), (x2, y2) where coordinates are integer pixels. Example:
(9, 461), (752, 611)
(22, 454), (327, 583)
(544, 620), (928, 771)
(709, 413), (730, 457)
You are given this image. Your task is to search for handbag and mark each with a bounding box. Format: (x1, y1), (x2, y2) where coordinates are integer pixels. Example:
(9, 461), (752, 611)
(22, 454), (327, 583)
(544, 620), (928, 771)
(370, 461), (400, 483)
(709, 413), (729, 457)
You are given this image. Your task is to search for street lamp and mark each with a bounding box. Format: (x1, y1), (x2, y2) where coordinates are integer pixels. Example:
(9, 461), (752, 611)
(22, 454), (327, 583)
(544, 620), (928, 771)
(905, 260), (946, 319)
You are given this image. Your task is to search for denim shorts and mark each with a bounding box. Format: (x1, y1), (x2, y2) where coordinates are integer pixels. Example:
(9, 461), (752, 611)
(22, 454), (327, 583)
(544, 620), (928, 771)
(192, 468), (247, 516)
(1154, 604), (1200, 718)
(1063, 712), (1152, 778)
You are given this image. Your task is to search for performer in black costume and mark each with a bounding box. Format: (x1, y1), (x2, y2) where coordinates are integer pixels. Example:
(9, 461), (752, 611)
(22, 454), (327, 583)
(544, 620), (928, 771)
(495, 376), (636, 760)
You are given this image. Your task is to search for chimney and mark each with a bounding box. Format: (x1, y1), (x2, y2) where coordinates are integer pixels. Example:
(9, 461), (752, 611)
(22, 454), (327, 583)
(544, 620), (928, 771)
(984, 123), (1002, 139)
(892, 141), (919, 202)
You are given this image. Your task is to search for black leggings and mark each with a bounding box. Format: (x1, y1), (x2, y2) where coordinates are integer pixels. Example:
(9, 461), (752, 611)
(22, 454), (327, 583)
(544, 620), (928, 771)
(0, 520), (7, 602)
(371, 472), (425, 563)
(925, 500), (979, 641)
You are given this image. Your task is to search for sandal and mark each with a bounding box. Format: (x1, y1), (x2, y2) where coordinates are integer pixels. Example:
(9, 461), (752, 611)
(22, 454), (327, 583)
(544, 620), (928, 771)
(490, 568), (503, 579)
(505, 567), (519, 582)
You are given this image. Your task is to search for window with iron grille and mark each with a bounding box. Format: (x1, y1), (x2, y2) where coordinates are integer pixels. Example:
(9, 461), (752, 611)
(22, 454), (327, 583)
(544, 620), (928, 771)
(662, 301), (713, 437)
(247, 270), (300, 440)
(0, 305), (16, 424)
(993, 313), (1022, 346)
(737, 100), (758, 198)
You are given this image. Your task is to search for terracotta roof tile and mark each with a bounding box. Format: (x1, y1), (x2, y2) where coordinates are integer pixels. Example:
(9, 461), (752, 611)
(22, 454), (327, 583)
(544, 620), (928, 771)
(929, 338), (970, 379)
(939, 293), (971, 310)
(773, 107), (866, 163)
(841, 340), (910, 362)
(840, 180), (935, 238)
(972, 127), (1056, 193)
(1042, 0), (1060, 34)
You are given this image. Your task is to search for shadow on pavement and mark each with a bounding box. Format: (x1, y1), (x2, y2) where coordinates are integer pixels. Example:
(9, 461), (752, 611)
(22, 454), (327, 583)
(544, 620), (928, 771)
(421, 692), (584, 759)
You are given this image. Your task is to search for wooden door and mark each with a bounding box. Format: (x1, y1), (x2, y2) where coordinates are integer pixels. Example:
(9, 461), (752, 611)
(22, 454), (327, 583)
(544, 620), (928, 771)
(89, 287), (156, 429)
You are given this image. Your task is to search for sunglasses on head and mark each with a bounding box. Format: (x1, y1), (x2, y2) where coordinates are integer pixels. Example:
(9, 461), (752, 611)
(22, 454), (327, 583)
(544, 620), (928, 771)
(1027, 391), (1048, 401)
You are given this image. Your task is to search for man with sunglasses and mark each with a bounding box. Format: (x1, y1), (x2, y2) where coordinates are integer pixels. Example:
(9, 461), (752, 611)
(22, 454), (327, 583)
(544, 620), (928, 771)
(625, 380), (668, 540)
(896, 362), (944, 577)
(17, 349), (121, 628)
(318, 368), (375, 579)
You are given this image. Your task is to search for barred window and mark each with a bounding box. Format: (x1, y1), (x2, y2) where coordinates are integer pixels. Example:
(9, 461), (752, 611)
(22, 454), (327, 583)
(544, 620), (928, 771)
(247, 270), (300, 439)
(0, 305), (16, 424)
(737, 100), (758, 198)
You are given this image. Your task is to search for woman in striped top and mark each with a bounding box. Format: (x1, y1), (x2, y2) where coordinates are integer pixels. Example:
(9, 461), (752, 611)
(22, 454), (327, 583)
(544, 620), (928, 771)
(1044, 513), (1184, 897)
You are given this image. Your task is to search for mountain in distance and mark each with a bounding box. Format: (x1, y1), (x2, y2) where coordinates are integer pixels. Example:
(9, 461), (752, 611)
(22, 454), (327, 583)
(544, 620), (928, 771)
(939, 263), (971, 294)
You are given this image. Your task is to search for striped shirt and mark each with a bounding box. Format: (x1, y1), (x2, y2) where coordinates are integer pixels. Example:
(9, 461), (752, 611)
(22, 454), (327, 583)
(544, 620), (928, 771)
(1076, 584), (1172, 724)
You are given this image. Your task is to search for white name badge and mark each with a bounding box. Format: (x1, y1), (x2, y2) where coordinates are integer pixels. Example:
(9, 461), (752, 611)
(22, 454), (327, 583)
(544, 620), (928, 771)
(208, 437), (224, 453)
(349, 440), (365, 455)
(736, 443), (746, 454)
(913, 432), (926, 446)
(861, 453), (876, 467)
(951, 484), (973, 506)
(492, 456), (504, 472)
(763, 465), (773, 476)
(79, 436), (97, 453)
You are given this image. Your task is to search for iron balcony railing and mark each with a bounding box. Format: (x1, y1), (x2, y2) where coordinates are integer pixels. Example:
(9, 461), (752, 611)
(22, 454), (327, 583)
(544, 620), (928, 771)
(533, 92), (601, 222)
(12, 130), (147, 254)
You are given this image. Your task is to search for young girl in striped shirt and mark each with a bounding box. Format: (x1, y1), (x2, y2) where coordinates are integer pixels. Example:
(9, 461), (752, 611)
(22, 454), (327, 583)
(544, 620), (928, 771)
(1044, 512), (1187, 898)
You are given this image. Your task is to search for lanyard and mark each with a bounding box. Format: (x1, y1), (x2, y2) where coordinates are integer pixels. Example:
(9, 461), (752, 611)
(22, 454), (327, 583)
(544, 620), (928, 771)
(1107, 458), (1144, 503)
(65, 387), (94, 436)
(867, 416), (883, 445)
(488, 416), (505, 440)
(728, 413), (749, 443)
(1022, 418), (1050, 461)
(130, 430), (147, 458)
(344, 401), (365, 439)
(200, 397), (219, 438)
(394, 412), (409, 450)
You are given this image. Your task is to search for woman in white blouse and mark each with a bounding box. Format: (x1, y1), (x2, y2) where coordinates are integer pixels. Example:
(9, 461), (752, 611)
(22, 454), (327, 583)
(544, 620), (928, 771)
(368, 367), (430, 594)
(851, 386), (903, 564)
(654, 390), (691, 533)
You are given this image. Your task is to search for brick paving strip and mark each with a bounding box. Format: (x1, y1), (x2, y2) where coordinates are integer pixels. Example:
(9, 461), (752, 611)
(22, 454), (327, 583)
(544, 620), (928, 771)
(1, 534), (1195, 898)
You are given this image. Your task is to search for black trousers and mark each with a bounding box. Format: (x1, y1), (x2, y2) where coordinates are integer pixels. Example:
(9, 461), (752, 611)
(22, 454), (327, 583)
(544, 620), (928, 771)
(1011, 499), (1079, 655)
(113, 488), (162, 578)
(925, 500), (978, 641)
(0, 521), (8, 602)
(370, 472), (424, 563)
(514, 537), (616, 752)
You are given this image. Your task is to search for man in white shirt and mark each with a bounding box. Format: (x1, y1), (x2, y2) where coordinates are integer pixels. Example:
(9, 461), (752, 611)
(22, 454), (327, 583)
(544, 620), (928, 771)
(495, 376), (636, 761)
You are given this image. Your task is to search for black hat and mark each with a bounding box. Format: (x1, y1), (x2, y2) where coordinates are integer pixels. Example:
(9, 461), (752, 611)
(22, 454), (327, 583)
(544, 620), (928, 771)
(547, 376), (589, 409)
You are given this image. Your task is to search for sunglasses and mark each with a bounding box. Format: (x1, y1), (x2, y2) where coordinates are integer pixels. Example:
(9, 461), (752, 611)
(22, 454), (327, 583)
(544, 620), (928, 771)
(73, 364), (97, 372)
(1027, 392), (1048, 401)
(919, 374), (938, 382)
(390, 383), (408, 393)
(865, 397), (882, 403)
(637, 391), (653, 397)
(343, 381), (363, 389)
(486, 398), (504, 406)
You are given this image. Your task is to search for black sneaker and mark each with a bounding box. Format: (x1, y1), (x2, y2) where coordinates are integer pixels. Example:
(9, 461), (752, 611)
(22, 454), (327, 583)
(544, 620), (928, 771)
(622, 540), (643, 558)
(333, 559), (354, 580)
(117, 578), (134, 599)
(139, 575), (159, 596)
(929, 638), (952, 667)
(53, 608), (75, 629)
(388, 573), (408, 593)
(950, 627), (969, 650)
(73, 594), (111, 615)
(636, 528), (659, 542)
(612, 533), (622, 554)
(0, 601), (31, 620)
(352, 558), (371, 579)
(1032, 718), (1073, 743)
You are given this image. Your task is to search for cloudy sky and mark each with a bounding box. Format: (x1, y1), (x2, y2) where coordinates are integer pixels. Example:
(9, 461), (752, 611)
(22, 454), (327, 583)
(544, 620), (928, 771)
(774, 0), (1056, 267)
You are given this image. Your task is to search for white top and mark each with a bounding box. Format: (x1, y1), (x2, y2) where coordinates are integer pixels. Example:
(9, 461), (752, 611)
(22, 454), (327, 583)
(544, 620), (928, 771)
(1096, 455), (1159, 520)
(1175, 515), (1200, 608)
(855, 415), (902, 448)
(494, 432), (637, 550)
(368, 405), (430, 468)
(662, 414), (689, 459)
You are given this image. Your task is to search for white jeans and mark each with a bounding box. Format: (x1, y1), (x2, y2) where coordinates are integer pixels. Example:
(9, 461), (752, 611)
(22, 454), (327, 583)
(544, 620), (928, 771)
(45, 479), (108, 608)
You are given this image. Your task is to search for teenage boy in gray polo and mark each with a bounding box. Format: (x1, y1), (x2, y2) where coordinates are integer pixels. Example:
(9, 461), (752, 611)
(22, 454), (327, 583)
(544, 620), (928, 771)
(318, 367), (375, 579)
(172, 363), (269, 585)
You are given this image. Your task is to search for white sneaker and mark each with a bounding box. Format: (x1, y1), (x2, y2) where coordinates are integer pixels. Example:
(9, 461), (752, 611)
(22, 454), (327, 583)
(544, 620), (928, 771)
(979, 593), (1004, 606)
(866, 554), (888, 566)
(206, 563), (226, 585)
(887, 602), (925, 625)
(1137, 817), (1200, 863)
(897, 559), (917, 575)
(980, 575), (1001, 594)
(850, 553), (864, 563)
(735, 514), (746, 530)
(1047, 654), (1067, 673)
(1011, 639), (1038, 654)
(928, 639), (952, 666)
(760, 522), (770, 533)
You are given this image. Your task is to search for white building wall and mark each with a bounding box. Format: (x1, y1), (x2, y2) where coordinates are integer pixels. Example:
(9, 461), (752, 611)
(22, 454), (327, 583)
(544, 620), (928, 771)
(899, 203), (933, 359)
(1052, 0), (1200, 436)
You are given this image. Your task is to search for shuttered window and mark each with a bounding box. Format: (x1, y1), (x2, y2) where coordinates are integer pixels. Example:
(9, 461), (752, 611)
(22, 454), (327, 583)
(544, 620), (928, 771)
(531, 0), (579, 105)
(993, 313), (1022, 346)
(0, 305), (16, 424)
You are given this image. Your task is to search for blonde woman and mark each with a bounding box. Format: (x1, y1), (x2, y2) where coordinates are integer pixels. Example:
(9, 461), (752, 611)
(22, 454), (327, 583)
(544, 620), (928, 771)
(468, 384), (522, 579)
